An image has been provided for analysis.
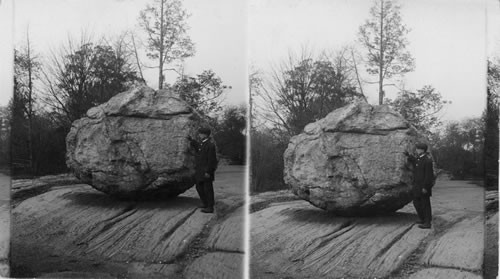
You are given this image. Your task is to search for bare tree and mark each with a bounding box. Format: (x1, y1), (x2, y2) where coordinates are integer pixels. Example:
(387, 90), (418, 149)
(138, 0), (195, 89)
(129, 32), (146, 84)
(358, 0), (415, 104)
(484, 59), (500, 188)
(14, 29), (40, 173)
(40, 33), (140, 126)
(256, 48), (362, 136)
(249, 66), (263, 131)
(385, 85), (448, 135)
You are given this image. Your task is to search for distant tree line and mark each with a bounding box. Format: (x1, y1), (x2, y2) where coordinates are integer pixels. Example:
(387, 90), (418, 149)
(0, 107), (8, 169)
(484, 59), (500, 189)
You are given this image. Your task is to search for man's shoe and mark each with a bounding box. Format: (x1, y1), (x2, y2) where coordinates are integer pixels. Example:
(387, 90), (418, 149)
(418, 223), (431, 229)
(201, 207), (214, 213)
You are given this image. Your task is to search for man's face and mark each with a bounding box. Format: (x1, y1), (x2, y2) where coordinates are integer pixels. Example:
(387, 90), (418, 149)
(416, 148), (424, 155)
(199, 133), (209, 140)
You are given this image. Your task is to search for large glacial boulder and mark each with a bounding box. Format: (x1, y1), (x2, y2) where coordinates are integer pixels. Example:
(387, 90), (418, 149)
(66, 86), (202, 197)
(284, 101), (429, 216)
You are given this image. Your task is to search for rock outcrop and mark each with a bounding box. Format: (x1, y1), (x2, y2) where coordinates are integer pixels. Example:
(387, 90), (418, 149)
(250, 180), (484, 279)
(284, 101), (429, 215)
(11, 166), (246, 278)
(408, 268), (482, 279)
(0, 174), (9, 278)
(422, 216), (484, 270)
(251, 200), (431, 279)
(66, 86), (201, 197)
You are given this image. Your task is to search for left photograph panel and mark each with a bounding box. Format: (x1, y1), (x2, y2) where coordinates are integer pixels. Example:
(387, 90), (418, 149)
(0, 0), (13, 277)
(9, 0), (246, 278)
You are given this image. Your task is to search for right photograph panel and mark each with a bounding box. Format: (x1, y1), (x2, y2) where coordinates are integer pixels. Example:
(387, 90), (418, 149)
(249, 0), (490, 278)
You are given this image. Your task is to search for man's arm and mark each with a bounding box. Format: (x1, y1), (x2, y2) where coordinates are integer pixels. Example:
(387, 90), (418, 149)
(404, 151), (416, 164)
(188, 136), (199, 150)
(207, 142), (218, 174)
(424, 157), (434, 190)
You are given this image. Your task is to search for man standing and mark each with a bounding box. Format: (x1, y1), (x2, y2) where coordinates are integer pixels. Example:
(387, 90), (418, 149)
(405, 143), (434, 229)
(190, 127), (218, 213)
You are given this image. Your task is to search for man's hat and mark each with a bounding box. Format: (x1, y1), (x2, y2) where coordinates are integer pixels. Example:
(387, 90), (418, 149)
(198, 127), (211, 136)
(416, 142), (428, 151)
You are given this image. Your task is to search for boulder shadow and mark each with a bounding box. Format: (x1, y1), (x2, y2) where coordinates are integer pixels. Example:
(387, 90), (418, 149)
(280, 204), (418, 226)
(61, 189), (200, 210)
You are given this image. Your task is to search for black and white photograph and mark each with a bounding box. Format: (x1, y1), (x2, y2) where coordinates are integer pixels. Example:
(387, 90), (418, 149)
(0, 0), (14, 276)
(1, 0), (247, 278)
(0, 0), (499, 278)
(249, 0), (497, 278)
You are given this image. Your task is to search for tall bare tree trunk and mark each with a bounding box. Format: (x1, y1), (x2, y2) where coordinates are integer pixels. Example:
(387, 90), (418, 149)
(158, 0), (165, 89)
(26, 32), (34, 175)
(378, 0), (384, 105)
(350, 49), (367, 102)
(130, 33), (146, 84)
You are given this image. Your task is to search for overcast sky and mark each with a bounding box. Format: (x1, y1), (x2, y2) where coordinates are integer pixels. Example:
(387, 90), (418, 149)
(488, 0), (500, 57)
(0, 0), (13, 107)
(0, 0), (247, 108)
(250, 0), (495, 122)
(1, 0), (499, 122)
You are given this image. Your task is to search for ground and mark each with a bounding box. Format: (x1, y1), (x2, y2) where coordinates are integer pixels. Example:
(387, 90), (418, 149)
(2, 169), (497, 278)
(9, 165), (245, 279)
(250, 179), (488, 279)
(484, 193), (498, 279)
(0, 172), (10, 277)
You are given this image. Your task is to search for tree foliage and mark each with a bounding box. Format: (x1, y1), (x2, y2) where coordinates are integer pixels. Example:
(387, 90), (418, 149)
(11, 35), (140, 176)
(14, 48), (40, 111)
(250, 129), (288, 192)
(385, 85), (448, 135)
(257, 50), (363, 136)
(171, 70), (229, 117)
(214, 105), (246, 165)
(252, 50), (364, 191)
(138, 0), (195, 89)
(433, 118), (484, 180)
(358, 0), (415, 104)
(484, 59), (500, 189)
(12, 37), (41, 173)
(0, 107), (9, 168)
(42, 38), (140, 126)
(11, 69), (67, 175)
(249, 67), (263, 130)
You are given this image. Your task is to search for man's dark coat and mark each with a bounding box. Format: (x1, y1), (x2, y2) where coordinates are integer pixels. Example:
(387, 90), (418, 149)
(408, 153), (434, 197)
(194, 139), (218, 182)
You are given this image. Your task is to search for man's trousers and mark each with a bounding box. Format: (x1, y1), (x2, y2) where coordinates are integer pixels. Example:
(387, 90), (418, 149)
(413, 195), (432, 224)
(196, 180), (214, 209)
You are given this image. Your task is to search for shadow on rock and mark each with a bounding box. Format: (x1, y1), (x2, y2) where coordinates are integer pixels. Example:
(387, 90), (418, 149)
(279, 201), (418, 226)
(61, 190), (200, 209)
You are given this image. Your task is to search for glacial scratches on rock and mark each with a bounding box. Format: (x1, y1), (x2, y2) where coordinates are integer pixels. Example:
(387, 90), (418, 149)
(422, 216), (484, 271)
(0, 204), (9, 278)
(186, 205), (244, 277)
(184, 252), (244, 279)
(251, 174), (485, 278)
(284, 101), (429, 215)
(251, 200), (430, 278)
(408, 268), (482, 279)
(0, 204), (9, 259)
(13, 186), (214, 263)
(206, 206), (244, 252)
(39, 271), (117, 278)
(12, 166), (246, 278)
